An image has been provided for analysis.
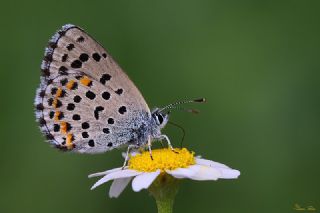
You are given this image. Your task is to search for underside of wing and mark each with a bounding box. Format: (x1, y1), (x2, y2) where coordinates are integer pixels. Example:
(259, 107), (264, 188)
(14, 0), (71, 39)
(35, 24), (150, 153)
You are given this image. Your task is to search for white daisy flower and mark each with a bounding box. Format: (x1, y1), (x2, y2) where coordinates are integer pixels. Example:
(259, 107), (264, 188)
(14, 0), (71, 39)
(89, 148), (240, 198)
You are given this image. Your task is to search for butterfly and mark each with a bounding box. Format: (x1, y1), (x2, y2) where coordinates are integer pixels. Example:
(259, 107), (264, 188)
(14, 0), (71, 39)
(34, 24), (205, 162)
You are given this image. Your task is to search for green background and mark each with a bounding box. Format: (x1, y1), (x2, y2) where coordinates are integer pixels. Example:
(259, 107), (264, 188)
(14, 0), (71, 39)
(1, 1), (319, 212)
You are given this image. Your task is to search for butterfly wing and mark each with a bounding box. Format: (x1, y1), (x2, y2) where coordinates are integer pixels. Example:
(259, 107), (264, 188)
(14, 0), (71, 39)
(35, 24), (150, 153)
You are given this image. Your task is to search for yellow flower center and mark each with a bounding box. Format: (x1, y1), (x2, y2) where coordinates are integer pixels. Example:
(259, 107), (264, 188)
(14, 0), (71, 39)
(128, 148), (195, 172)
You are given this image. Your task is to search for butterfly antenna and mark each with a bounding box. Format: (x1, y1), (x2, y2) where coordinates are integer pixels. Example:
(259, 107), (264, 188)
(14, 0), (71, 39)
(168, 121), (186, 148)
(159, 98), (206, 113)
(167, 106), (200, 114)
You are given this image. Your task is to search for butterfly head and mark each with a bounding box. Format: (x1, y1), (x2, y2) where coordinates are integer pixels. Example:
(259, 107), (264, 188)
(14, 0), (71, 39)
(151, 109), (169, 129)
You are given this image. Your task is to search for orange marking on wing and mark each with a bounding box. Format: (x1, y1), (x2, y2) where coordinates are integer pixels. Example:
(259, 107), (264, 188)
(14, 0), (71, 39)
(53, 99), (58, 108)
(54, 111), (61, 121)
(66, 133), (74, 150)
(56, 88), (63, 97)
(66, 80), (75, 90)
(80, 76), (92, 86)
(60, 121), (67, 134)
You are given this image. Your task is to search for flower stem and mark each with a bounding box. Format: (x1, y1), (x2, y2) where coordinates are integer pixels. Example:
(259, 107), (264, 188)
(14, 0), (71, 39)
(148, 173), (180, 213)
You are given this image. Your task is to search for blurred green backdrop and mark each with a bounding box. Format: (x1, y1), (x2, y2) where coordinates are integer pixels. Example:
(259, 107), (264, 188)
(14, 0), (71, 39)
(1, 0), (319, 212)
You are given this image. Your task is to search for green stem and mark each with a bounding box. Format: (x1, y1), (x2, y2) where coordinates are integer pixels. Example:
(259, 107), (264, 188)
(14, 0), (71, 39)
(148, 174), (180, 213)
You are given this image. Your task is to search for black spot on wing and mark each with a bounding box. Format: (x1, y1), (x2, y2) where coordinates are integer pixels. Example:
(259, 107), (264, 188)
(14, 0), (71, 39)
(65, 122), (72, 131)
(100, 74), (111, 85)
(67, 103), (75, 111)
(51, 88), (58, 95)
(103, 128), (110, 134)
(79, 53), (89, 62)
(55, 100), (62, 108)
(88, 140), (95, 147)
(39, 117), (46, 126)
(60, 78), (68, 86)
(66, 43), (75, 51)
(71, 60), (82, 68)
(57, 112), (64, 120)
(39, 90), (46, 98)
(115, 88), (123, 95)
(102, 91), (110, 100)
(58, 66), (68, 75)
(94, 106), (104, 120)
(62, 54), (68, 62)
(108, 118), (114, 124)
(48, 98), (54, 106)
(36, 103), (44, 110)
(81, 122), (90, 129)
(72, 114), (81, 120)
(69, 82), (78, 90)
(118, 106), (127, 114)
(41, 68), (50, 77)
(49, 111), (55, 119)
(86, 91), (96, 100)
(49, 42), (57, 48)
(82, 132), (89, 138)
(54, 124), (60, 132)
(76, 36), (84, 42)
(92, 53), (101, 62)
(73, 95), (82, 103)
(44, 54), (53, 62)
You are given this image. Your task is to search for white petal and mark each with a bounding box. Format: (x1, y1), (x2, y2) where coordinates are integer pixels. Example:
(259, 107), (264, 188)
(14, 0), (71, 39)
(91, 169), (141, 190)
(195, 158), (240, 179)
(196, 158), (230, 169)
(109, 177), (132, 198)
(88, 167), (123, 178)
(167, 165), (221, 180)
(187, 165), (221, 180)
(132, 170), (161, 192)
(216, 168), (240, 179)
(166, 167), (197, 179)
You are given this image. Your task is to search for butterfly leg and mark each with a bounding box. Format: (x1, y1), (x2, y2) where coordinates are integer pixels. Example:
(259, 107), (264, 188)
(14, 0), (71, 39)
(148, 136), (154, 160)
(160, 135), (178, 153)
(122, 145), (135, 169)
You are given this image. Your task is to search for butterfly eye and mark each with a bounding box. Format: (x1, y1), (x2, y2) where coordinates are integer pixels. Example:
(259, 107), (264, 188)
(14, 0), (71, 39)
(156, 114), (164, 125)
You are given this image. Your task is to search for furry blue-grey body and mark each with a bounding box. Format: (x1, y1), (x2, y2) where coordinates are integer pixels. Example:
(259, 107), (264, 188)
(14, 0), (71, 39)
(79, 109), (168, 153)
(115, 110), (161, 146)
